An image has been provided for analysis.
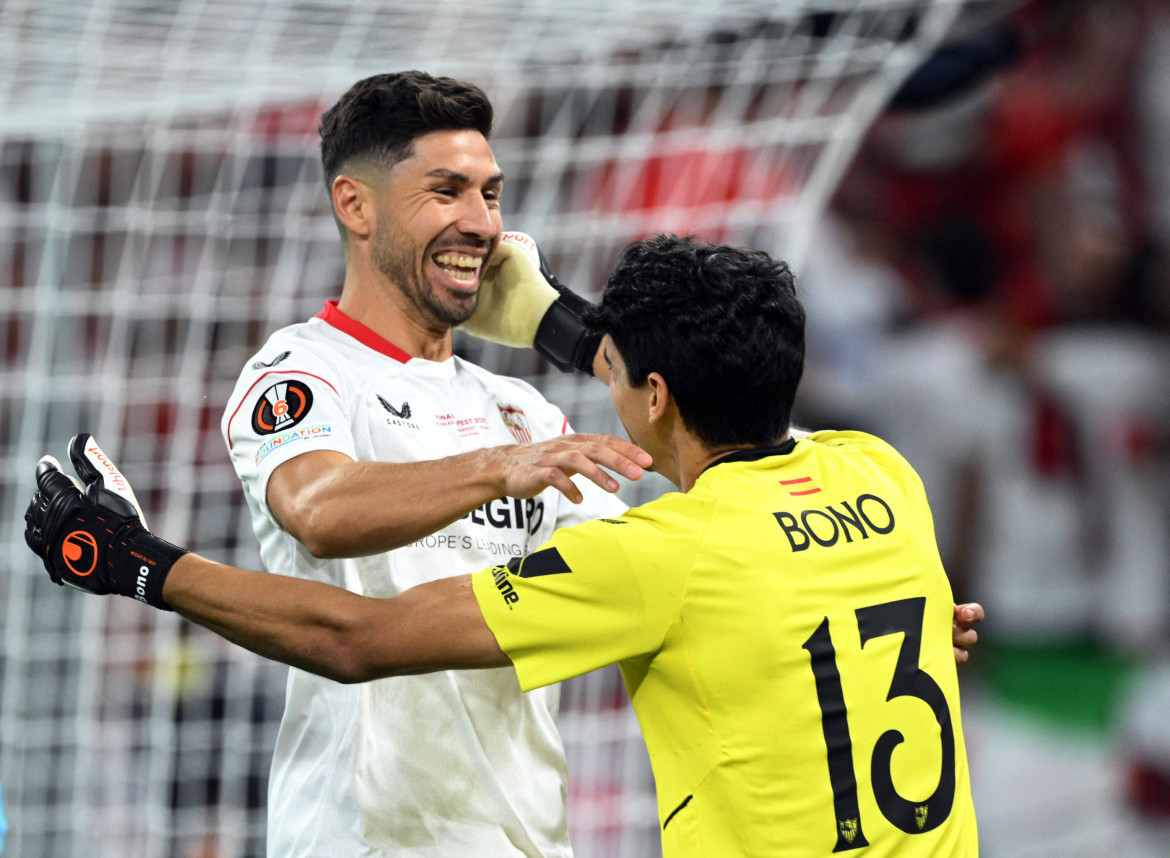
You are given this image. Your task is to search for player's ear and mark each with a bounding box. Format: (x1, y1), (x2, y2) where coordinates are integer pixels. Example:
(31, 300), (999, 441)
(646, 372), (672, 425)
(331, 174), (373, 238)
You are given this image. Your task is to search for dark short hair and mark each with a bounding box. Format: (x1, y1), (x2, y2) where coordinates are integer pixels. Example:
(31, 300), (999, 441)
(586, 234), (805, 447)
(318, 71), (494, 188)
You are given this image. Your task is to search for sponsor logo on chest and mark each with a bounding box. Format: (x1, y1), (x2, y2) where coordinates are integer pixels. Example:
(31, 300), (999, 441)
(376, 393), (420, 430)
(404, 497), (545, 558)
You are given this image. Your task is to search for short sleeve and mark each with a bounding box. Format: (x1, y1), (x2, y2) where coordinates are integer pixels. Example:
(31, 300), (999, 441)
(472, 510), (689, 691)
(221, 343), (358, 517)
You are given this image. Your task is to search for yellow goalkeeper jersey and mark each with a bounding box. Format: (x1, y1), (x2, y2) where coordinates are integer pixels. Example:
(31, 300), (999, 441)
(472, 430), (978, 857)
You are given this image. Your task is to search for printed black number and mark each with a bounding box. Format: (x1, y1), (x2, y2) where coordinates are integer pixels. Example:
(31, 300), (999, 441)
(803, 597), (955, 851)
(803, 618), (870, 851)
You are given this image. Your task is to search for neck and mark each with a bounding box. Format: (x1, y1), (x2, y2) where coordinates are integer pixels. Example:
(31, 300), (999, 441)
(676, 434), (792, 492)
(338, 278), (453, 363)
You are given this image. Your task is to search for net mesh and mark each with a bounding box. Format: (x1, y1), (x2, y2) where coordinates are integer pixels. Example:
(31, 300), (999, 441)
(0, 1), (999, 855)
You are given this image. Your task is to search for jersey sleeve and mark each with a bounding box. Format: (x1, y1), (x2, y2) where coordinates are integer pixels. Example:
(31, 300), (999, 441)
(471, 509), (688, 691)
(221, 342), (358, 519)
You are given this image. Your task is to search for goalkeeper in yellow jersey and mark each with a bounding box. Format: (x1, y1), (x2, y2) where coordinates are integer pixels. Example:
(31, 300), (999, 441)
(26, 234), (978, 857)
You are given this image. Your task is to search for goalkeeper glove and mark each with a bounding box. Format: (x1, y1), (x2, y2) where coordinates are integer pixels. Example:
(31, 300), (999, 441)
(460, 232), (601, 375)
(23, 434), (187, 610)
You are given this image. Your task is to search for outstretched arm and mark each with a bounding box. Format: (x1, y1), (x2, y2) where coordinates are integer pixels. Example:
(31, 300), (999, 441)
(165, 555), (507, 682)
(25, 434), (982, 679)
(22, 435), (508, 681)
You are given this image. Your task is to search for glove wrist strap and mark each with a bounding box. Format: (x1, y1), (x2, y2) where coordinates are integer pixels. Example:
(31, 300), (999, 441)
(113, 526), (188, 611)
(533, 298), (601, 376)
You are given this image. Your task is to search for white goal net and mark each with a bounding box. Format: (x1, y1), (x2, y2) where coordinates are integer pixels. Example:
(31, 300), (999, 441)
(0, 1), (1005, 856)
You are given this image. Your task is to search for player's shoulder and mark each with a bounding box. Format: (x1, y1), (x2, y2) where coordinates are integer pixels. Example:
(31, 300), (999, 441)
(542, 493), (703, 581)
(242, 318), (342, 371)
(803, 428), (908, 463)
(229, 320), (351, 392)
(221, 320), (352, 433)
(801, 428), (925, 492)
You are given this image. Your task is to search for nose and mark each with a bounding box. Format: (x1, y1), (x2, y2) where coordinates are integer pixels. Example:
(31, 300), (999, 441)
(456, 193), (500, 241)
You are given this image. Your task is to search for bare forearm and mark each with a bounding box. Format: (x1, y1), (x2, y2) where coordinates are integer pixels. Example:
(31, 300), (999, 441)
(162, 555), (510, 682)
(277, 449), (510, 557)
(273, 436), (648, 559)
(164, 554), (383, 681)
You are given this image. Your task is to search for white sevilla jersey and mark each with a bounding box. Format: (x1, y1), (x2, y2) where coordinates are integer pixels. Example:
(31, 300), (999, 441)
(222, 301), (625, 858)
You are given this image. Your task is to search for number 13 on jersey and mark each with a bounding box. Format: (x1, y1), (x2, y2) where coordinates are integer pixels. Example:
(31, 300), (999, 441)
(803, 597), (957, 852)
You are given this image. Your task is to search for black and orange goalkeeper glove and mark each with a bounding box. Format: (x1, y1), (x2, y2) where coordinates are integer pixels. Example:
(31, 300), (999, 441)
(460, 232), (601, 375)
(23, 434), (187, 610)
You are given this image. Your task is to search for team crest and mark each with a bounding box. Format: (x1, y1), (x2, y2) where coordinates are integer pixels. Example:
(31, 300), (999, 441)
(498, 404), (532, 444)
(251, 380), (314, 434)
(838, 819), (859, 844)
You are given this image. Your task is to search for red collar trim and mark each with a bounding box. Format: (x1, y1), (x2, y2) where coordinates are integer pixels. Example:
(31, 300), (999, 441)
(316, 300), (412, 364)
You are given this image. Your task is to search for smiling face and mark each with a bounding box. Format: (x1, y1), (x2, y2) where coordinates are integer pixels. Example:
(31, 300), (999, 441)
(368, 128), (503, 329)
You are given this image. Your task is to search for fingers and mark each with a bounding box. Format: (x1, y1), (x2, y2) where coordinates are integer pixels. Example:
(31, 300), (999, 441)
(953, 602), (984, 628)
(529, 450), (614, 504)
(68, 433), (99, 486)
(36, 454), (83, 495)
(951, 624), (978, 649)
(545, 435), (652, 493)
(951, 602), (981, 666)
(36, 454), (62, 488)
(499, 434), (653, 503)
(569, 434), (653, 480)
(560, 452), (620, 498)
(540, 467), (585, 505)
(951, 602), (982, 666)
(67, 433), (147, 524)
(29, 454), (82, 580)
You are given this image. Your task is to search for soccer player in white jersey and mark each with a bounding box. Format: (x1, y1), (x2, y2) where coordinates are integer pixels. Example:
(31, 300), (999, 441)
(217, 71), (651, 857)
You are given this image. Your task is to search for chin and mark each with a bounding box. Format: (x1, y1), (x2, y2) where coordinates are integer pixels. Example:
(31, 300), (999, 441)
(433, 292), (477, 328)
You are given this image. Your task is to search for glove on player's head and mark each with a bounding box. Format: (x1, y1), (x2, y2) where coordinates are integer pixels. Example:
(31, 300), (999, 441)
(460, 231), (600, 375)
(460, 232), (559, 349)
(24, 434), (187, 610)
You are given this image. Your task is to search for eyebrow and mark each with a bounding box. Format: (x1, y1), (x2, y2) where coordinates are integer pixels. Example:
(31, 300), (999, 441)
(425, 168), (505, 185)
(602, 345), (613, 368)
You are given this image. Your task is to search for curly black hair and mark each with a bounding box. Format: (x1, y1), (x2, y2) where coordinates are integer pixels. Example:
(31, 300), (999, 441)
(586, 234), (805, 448)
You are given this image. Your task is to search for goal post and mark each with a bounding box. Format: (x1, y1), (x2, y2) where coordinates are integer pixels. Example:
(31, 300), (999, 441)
(0, 2), (1007, 855)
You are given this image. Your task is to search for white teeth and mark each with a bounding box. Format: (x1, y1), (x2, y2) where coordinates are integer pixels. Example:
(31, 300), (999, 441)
(434, 253), (482, 284)
(434, 253), (483, 270)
